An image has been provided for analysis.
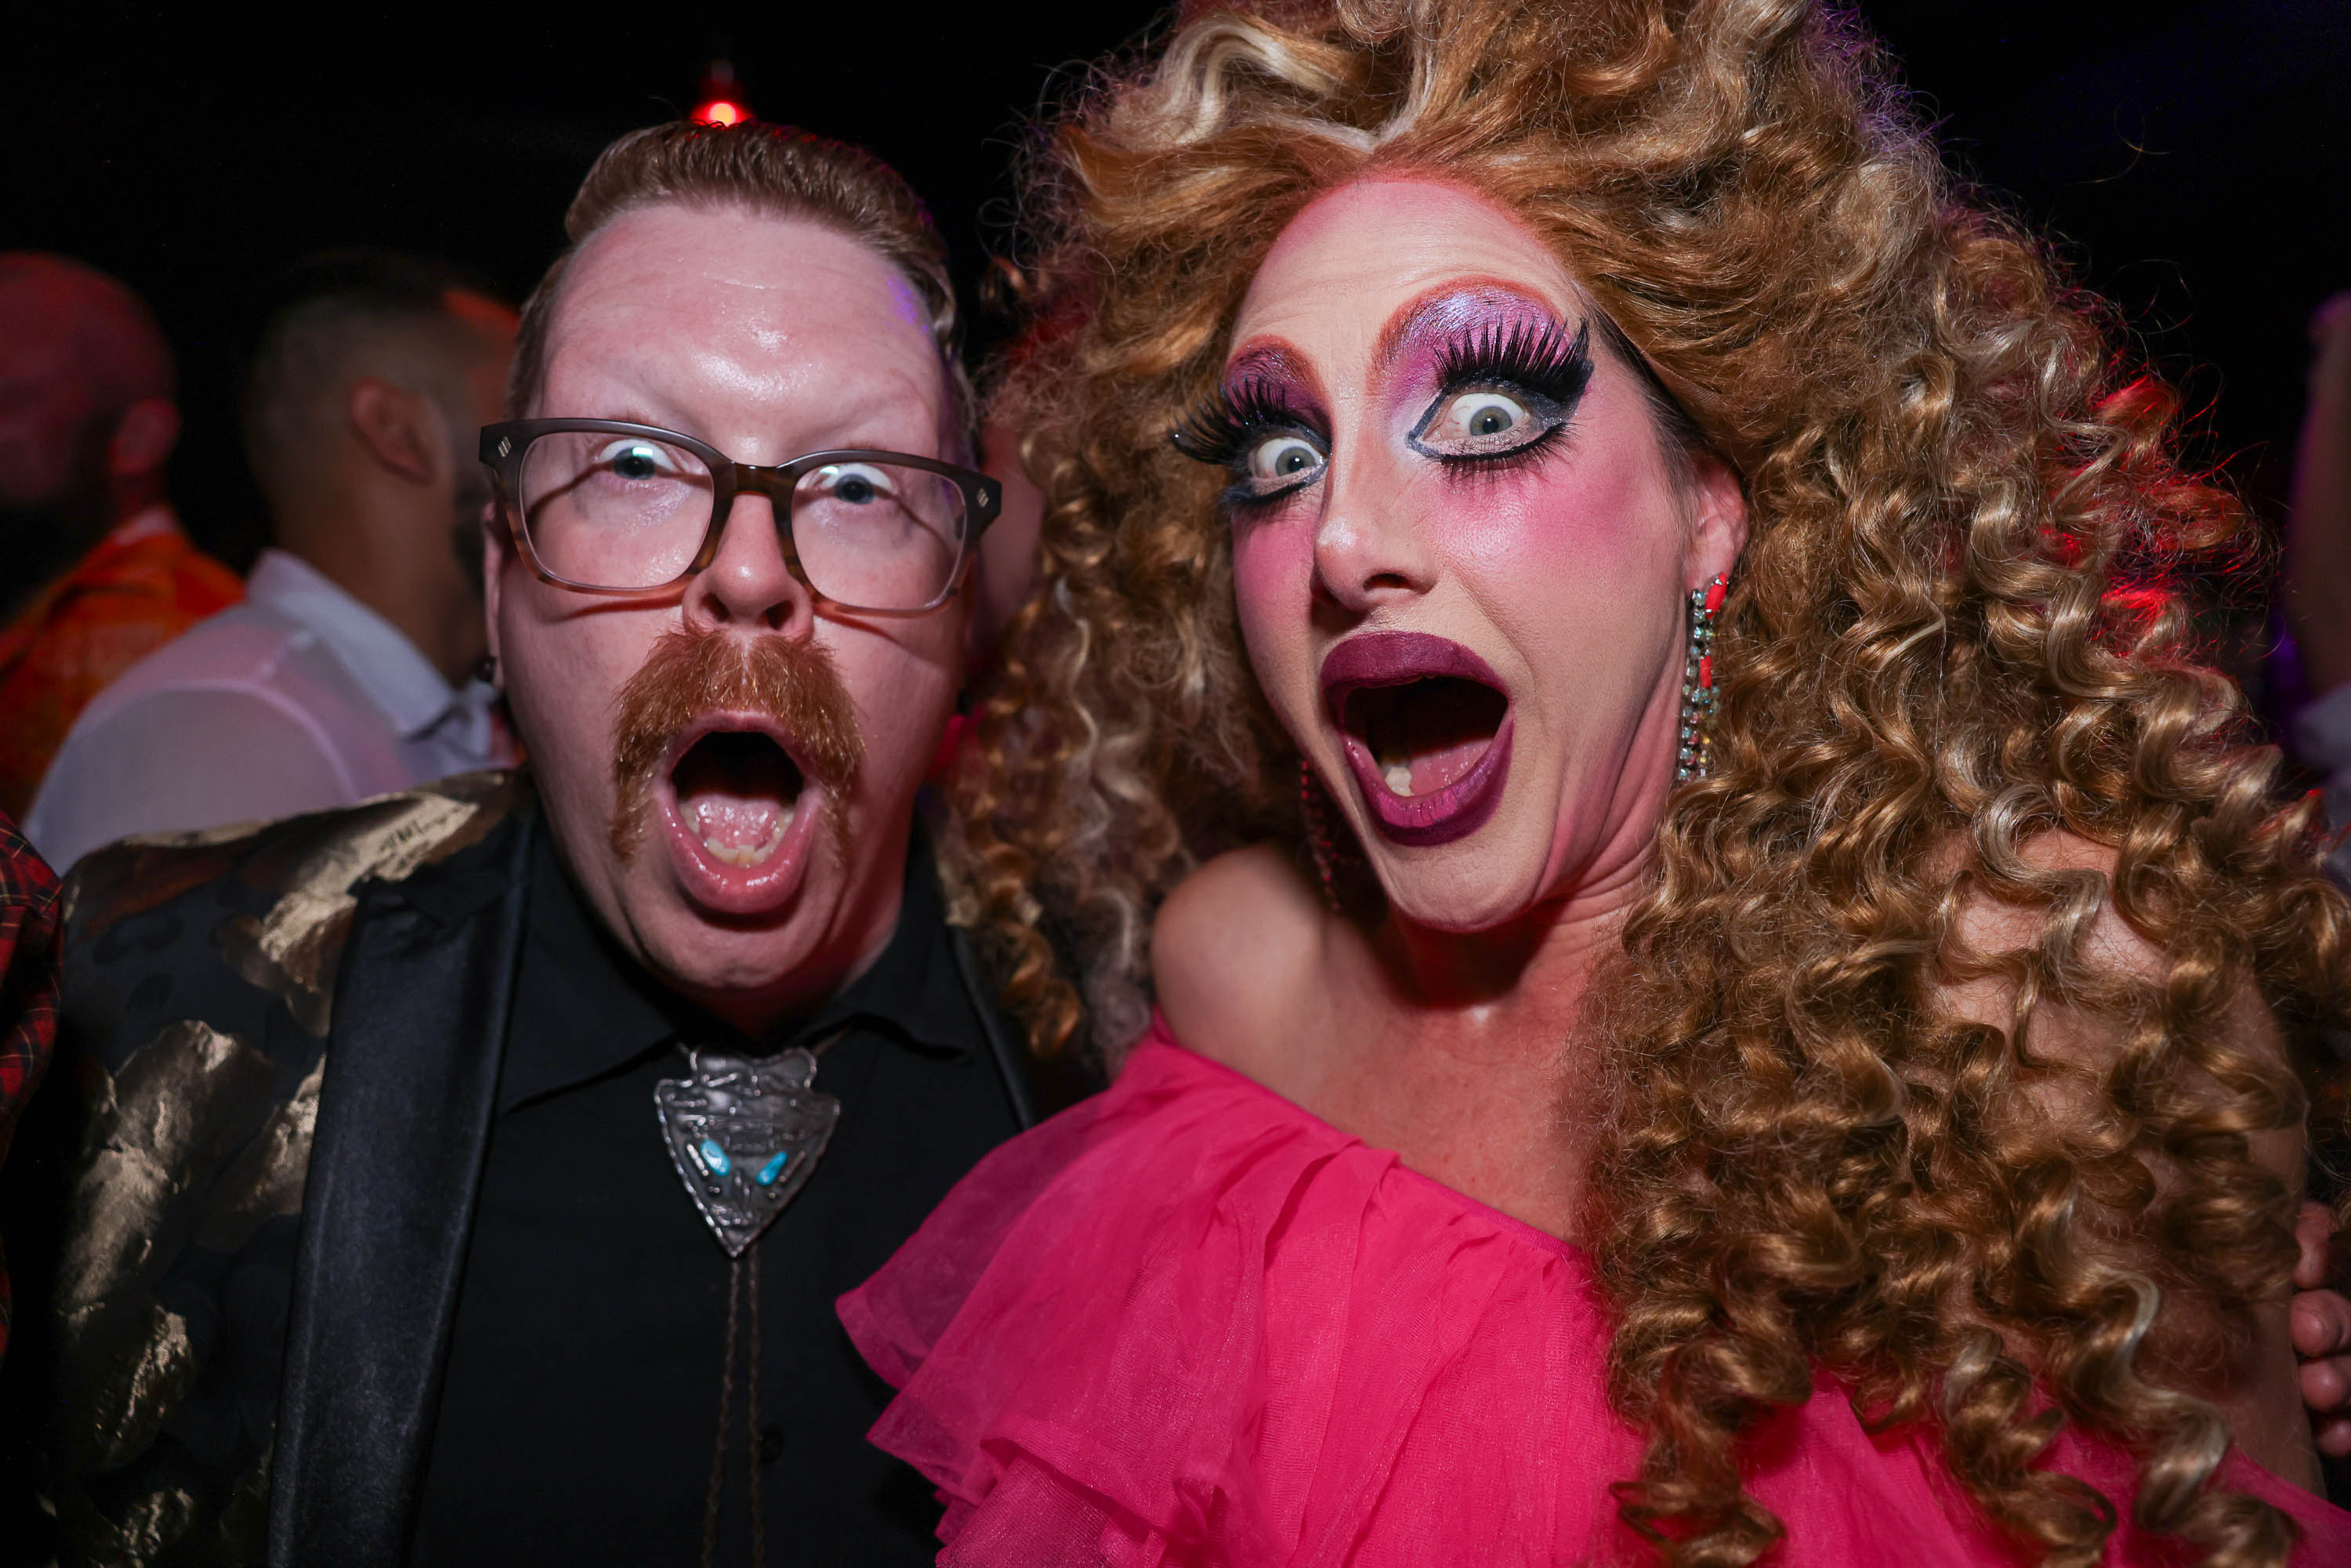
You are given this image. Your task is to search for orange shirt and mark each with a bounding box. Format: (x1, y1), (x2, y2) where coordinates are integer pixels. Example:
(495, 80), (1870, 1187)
(0, 510), (244, 819)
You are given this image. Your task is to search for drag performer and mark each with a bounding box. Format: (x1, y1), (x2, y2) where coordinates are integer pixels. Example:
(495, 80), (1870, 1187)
(843, 2), (2351, 1562)
(0, 123), (1043, 1565)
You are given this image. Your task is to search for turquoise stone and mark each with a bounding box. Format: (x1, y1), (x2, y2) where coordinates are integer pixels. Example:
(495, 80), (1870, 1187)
(697, 1138), (733, 1177)
(756, 1150), (791, 1186)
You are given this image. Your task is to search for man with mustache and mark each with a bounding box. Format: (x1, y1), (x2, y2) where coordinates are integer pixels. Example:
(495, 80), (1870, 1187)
(0, 122), (1052, 1566)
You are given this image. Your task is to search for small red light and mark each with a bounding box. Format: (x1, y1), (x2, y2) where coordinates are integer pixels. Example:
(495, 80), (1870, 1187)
(690, 60), (752, 127)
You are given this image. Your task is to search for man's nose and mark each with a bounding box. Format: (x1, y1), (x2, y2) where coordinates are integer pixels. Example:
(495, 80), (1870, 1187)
(682, 491), (817, 639)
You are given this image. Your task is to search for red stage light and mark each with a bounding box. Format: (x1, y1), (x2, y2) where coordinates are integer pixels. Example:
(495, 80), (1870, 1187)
(691, 60), (751, 128)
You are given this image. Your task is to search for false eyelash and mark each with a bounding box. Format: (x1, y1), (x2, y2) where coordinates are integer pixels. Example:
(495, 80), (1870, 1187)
(1168, 378), (1322, 469)
(1434, 317), (1595, 408)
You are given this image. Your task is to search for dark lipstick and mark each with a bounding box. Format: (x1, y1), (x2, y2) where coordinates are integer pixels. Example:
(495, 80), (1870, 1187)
(1319, 632), (1514, 848)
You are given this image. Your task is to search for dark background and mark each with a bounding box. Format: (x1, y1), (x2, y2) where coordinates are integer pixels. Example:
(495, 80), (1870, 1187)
(5, 1), (2346, 616)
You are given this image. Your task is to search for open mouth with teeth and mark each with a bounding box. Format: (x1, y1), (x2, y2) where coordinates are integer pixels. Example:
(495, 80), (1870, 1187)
(1345, 678), (1509, 802)
(673, 730), (803, 867)
(1323, 632), (1515, 848)
(655, 721), (829, 914)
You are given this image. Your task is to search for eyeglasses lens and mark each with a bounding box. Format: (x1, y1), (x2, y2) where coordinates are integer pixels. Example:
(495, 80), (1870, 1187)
(518, 432), (966, 608)
(520, 431), (712, 591)
(789, 461), (966, 610)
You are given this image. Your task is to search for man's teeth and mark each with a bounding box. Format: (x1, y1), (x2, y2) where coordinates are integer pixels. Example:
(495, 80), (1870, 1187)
(690, 803), (792, 867)
(1384, 763), (1414, 797)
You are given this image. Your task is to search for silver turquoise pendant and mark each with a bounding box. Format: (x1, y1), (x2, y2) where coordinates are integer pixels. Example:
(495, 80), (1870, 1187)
(654, 1046), (841, 1256)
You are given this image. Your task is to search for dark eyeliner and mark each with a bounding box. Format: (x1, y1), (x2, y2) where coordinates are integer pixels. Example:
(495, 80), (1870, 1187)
(1169, 378), (1328, 505)
(1408, 317), (1594, 465)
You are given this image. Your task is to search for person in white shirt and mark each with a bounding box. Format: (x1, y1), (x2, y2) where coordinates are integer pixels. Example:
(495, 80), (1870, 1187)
(27, 252), (520, 869)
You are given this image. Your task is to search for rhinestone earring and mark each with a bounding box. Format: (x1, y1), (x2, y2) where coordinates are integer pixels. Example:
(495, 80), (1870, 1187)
(1676, 574), (1729, 783)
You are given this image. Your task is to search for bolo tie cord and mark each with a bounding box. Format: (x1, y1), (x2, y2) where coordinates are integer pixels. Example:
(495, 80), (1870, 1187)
(701, 1240), (766, 1568)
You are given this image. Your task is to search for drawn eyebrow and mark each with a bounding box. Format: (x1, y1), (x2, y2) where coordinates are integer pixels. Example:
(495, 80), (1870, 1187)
(1219, 339), (1328, 406)
(1373, 280), (1568, 375)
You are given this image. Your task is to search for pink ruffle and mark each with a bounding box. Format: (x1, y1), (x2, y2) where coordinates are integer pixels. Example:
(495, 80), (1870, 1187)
(841, 1018), (2351, 1566)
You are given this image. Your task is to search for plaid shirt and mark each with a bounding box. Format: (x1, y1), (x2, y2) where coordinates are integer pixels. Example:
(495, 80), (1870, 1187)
(0, 811), (63, 1369)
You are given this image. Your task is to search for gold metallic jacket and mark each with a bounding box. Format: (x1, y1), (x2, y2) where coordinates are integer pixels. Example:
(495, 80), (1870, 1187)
(0, 771), (533, 1568)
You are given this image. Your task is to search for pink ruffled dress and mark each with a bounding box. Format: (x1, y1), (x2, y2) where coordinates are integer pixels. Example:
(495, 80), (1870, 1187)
(839, 1017), (2350, 1566)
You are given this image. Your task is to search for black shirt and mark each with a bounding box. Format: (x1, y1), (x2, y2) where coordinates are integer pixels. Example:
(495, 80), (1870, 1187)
(407, 825), (1027, 1565)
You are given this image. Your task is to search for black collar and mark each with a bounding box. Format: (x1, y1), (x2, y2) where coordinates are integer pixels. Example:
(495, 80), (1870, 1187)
(496, 820), (975, 1115)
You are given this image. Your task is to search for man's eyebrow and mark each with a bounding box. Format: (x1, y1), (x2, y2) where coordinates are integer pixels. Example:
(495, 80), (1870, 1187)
(538, 354), (697, 432)
(1373, 279), (1567, 372)
(783, 375), (950, 448)
(548, 372), (938, 453)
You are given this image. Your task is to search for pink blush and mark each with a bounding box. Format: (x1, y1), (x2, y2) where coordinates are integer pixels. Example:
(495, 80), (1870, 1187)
(1230, 508), (1317, 616)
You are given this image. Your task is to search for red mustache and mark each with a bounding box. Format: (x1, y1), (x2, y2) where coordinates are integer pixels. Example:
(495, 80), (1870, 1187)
(608, 628), (863, 864)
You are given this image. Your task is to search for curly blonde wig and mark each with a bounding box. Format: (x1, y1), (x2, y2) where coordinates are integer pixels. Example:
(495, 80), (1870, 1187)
(947, 1), (2351, 1562)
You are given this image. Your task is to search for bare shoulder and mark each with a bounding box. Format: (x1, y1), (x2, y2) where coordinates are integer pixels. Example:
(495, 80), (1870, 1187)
(1151, 842), (1330, 1081)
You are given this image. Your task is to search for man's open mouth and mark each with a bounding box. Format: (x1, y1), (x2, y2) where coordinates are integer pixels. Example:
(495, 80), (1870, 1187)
(669, 726), (807, 871)
(608, 628), (864, 919)
(1321, 632), (1515, 847)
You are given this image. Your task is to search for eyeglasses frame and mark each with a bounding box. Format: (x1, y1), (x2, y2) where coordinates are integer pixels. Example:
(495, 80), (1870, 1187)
(478, 418), (1002, 616)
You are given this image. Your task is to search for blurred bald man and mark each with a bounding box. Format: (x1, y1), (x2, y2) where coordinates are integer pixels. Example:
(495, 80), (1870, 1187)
(0, 255), (241, 819)
(27, 252), (520, 869)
